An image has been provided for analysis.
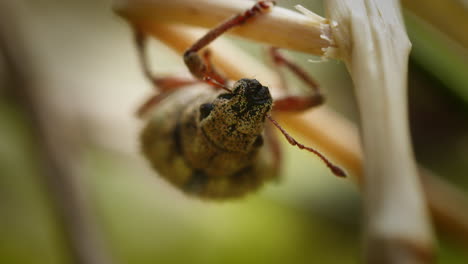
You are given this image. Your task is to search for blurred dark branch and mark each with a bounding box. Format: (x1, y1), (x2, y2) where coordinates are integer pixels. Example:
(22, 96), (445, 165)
(0, 2), (113, 264)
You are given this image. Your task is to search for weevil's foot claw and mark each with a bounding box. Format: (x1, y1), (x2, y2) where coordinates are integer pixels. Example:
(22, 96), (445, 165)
(256, 1), (276, 11)
(261, 1), (276, 7)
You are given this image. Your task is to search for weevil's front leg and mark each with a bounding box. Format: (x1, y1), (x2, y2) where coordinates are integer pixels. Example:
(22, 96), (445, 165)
(269, 47), (324, 112)
(183, 1), (275, 85)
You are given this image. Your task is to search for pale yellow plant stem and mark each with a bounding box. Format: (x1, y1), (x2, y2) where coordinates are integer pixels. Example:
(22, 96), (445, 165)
(327, 1), (434, 262)
(114, 0), (332, 55)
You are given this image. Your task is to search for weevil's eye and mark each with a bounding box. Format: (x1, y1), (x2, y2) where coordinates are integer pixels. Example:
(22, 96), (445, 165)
(217, 93), (234, 100)
(199, 103), (214, 121)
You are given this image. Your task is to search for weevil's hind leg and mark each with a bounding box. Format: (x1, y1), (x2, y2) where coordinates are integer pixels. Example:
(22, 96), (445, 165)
(268, 47), (324, 112)
(183, 0), (275, 84)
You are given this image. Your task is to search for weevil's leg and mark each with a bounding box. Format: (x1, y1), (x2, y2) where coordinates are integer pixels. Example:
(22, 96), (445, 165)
(200, 49), (228, 86)
(266, 115), (346, 177)
(151, 75), (201, 91)
(272, 95), (324, 112)
(133, 27), (199, 92)
(269, 47), (324, 112)
(136, 74), (204, 118)
(133, 27), (201, 117)
(136, 93), (171, 118)
(269, 47), (321, 94)
(183, 1), (275, 83)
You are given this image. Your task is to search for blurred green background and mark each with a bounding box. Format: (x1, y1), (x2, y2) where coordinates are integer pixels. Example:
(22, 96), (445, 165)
(0, 0), (467, 263)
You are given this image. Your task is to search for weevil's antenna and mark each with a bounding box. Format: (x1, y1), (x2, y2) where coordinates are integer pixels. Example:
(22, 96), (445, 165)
(267, 114), (346, 177)
(203, 77), (233, 93)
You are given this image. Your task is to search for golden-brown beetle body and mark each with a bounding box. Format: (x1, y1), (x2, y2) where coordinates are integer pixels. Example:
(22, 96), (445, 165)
(141, 79), (278, 199)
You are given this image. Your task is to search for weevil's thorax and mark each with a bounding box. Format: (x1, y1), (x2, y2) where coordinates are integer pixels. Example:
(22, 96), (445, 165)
(200, 79), (273, 153)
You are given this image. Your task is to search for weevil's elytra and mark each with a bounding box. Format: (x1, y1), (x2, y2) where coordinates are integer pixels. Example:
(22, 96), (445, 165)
(136, 0), (346, 200)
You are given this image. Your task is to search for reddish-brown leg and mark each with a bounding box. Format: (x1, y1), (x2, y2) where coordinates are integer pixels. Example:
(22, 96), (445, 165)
(133, 28), (200, 117)
(183, 0), (275, 84)
(269, 47), (324, 112)
(200, 49), (228, 86)
(137, 94), (168, 118)
(134, 28), (199, 91)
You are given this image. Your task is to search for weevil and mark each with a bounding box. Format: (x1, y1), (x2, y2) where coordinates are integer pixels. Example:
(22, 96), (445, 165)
(134, 0), (345, 199)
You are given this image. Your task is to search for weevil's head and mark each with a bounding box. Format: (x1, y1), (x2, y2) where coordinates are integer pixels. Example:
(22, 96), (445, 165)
(198, 78), (273, 152)
(231, 78), (273, 107)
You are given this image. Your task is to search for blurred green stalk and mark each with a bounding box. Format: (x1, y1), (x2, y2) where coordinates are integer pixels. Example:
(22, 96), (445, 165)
(404, 10), (468, 106)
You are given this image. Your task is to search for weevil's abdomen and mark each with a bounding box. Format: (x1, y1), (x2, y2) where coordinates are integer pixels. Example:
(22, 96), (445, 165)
(140, 83), (278, 199)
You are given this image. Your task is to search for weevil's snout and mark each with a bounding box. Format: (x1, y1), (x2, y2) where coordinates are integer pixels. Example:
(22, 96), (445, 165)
(248, 84), (271, 105)
(234, 78), (272, 105)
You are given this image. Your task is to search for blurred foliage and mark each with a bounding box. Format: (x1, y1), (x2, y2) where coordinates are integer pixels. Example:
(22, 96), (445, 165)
(404, 13), (468, 186)
(0, 0), (468, 264)
(0, 100), (70, 264)
(406, 11), (468, 108)
(0, 96), (361, 264)
(86, 149), (360, 264)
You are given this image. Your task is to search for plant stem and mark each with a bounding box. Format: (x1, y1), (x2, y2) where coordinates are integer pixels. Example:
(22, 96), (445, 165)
(326, 1), (434, 263)
(114, 0), (332, 55)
